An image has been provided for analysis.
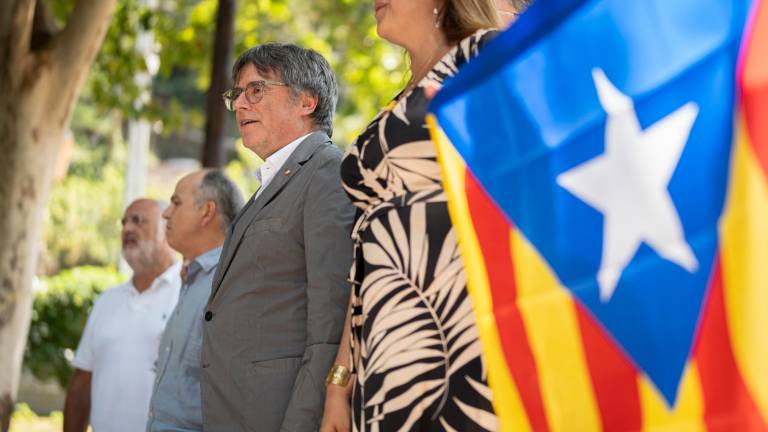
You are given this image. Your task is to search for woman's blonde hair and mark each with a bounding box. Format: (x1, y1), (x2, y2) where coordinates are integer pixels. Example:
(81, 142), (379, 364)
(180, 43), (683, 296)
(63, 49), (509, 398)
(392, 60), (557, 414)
(440, 0), (503, 44)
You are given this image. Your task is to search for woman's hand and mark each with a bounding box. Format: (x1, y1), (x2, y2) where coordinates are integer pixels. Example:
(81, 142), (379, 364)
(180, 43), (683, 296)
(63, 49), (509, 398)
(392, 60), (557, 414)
(321, 291), (355, 431)
(320, 384), (352, 432)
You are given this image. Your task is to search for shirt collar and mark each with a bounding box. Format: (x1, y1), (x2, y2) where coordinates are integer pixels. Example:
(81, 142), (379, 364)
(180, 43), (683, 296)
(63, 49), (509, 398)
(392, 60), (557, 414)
(254, 132), (312, 181)
(191, 246), (223, 274)
(157, 261), (182, 285)
(130, 261), (181, 295)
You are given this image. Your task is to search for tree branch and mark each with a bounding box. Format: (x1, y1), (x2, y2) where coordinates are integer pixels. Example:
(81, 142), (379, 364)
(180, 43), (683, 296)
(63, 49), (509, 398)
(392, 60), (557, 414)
(48, 0), (117, 124)
(30, 0), (58, 51)
(0, 0), (36, 84)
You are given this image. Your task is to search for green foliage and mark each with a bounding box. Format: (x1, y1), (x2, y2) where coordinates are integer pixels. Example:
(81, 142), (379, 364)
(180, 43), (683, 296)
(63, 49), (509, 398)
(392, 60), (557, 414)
(23, 0), (408, 398)
(24, 266), (124, 388)
(49, 0), (407, 146)
(88, 0), (154, 118)
(50, 0), (154, 115)
(38, 0), (408, 270)
(224, 138), (263, 196)
(41, 104), (126, 272)
(10, 403), (40, 422)
(10, 403), (63, 431)
(38, 72), (133, 271)
(43, 166), (124, 270)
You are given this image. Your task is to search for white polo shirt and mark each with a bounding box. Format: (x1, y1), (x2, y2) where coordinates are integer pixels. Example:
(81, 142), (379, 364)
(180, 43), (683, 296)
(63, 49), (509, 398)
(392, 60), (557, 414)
(72, 262), (181, 432)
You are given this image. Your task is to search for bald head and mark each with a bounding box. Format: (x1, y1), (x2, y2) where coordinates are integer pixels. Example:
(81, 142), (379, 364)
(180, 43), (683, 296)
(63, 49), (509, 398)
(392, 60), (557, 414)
(163, 170), (243, 259)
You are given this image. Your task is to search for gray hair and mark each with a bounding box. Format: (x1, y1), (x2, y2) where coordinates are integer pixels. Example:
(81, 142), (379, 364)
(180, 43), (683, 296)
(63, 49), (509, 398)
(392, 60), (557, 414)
(232, 43), (338, 137)
(195, 170), (245, 232)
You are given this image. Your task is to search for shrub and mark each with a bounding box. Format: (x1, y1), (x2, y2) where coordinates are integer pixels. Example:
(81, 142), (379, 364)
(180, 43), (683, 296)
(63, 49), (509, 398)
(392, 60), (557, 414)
(41, 147), (125, 273)
(10, 403), (63, 432)
(24, 266), (124, 388)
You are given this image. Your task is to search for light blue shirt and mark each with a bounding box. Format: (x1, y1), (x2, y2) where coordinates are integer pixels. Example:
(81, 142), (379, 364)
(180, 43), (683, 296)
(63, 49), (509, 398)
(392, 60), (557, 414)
(146, 247), (222, 432)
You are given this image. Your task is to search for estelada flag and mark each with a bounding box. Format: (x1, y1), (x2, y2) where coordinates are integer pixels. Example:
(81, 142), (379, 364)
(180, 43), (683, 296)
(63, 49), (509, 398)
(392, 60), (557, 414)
(428, 0), (768, 430)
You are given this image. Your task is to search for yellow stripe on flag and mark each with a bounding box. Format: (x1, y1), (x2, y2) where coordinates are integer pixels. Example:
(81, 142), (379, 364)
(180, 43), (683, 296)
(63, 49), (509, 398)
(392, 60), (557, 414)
(428, 116), (532, 432)
(720, 126), (768, 423)
(510, 230), (602, 432)
(638, 362), (705, 432)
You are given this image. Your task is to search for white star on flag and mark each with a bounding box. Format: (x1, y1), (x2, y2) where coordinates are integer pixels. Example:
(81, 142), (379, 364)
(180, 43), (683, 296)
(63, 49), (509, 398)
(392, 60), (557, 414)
(557, 68), (700, 302)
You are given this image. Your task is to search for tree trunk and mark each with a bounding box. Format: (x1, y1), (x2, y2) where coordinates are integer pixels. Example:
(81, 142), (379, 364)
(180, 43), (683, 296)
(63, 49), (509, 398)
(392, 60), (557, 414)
(0, 89), (61, 432)
(201, 0), (236, 168)
(0, 0), (117, 429)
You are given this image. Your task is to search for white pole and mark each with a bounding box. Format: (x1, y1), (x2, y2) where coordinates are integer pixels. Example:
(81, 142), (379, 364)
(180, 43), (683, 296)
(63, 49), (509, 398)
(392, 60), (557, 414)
(121, 0), (159, 275)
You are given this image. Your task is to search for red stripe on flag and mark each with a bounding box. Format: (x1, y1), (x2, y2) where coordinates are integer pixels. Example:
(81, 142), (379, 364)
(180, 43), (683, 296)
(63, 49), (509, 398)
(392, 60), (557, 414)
(695, 257), (768, 431)
(574, 303), (643, 431)
(741, 0), (768, 177)
(465, 170), (551, 432)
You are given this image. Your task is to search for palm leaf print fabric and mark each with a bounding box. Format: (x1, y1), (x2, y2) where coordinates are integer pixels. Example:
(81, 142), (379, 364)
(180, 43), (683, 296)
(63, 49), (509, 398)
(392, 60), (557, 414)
(340, 30), (499, 432)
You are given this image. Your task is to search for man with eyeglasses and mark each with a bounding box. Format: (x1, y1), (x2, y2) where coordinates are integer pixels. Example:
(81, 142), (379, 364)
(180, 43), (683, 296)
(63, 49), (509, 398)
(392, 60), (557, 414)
(202, 43), (354, 431)
(64, 199), (181, 432)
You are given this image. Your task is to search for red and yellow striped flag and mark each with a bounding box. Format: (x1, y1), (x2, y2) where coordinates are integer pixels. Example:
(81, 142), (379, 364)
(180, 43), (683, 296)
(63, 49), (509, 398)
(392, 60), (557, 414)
(429, 0), (768, 430)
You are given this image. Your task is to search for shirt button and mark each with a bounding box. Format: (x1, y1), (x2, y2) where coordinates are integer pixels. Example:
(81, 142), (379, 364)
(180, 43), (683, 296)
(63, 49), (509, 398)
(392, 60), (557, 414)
(205, 311), (214, 321)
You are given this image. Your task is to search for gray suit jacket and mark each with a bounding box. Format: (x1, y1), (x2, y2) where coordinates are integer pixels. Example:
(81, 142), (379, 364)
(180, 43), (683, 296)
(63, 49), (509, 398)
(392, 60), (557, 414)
(200, 132), (354, 432)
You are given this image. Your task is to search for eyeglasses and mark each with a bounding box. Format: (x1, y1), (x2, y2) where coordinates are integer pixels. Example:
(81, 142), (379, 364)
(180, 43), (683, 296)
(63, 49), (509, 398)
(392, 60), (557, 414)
(222, 80), (288, 111)
(120, 213), (148, 227)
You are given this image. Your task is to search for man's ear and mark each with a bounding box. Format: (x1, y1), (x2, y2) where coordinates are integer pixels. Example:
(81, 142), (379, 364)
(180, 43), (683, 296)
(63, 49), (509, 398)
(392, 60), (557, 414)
(200, 201), (218, 227)
(299, 93), (319, 117)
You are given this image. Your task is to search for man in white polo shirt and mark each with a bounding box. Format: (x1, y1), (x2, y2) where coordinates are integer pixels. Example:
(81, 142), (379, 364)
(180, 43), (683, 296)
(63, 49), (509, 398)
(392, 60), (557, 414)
(63, 198), (181, 432)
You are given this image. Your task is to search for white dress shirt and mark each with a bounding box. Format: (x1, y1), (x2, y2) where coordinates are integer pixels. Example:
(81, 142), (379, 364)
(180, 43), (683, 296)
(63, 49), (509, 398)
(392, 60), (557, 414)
(253, 133), (312, 200)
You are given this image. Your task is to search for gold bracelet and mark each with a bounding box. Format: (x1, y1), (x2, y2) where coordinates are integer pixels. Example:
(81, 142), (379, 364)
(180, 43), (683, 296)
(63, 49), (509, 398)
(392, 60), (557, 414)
(325, 364), (351, 386)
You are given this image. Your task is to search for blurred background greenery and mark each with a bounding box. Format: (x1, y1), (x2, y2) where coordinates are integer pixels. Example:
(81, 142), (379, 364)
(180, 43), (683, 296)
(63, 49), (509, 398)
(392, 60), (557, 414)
(13, 0), (406, 429)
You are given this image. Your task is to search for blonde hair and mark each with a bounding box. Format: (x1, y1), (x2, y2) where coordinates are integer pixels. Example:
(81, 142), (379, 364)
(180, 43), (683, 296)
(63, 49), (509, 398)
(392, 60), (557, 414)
(440, 0), (502, 44)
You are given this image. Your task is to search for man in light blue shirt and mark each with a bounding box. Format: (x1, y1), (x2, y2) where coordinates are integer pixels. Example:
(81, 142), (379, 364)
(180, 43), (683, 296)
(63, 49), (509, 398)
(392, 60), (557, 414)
(147, 170), (243, 431)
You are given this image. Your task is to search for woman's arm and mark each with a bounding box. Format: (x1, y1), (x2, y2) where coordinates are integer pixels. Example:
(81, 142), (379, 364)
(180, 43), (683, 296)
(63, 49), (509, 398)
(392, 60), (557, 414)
(320, 291), (355, 432)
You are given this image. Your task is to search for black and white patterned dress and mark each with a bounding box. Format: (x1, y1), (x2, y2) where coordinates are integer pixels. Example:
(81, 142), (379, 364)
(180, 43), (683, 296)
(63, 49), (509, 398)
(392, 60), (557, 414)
(341, 29), (499, 432)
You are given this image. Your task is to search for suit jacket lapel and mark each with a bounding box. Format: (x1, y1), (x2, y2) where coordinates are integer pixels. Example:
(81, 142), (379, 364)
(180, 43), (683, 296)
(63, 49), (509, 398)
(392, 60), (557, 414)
(247, 131), (328, 216)
(208, 195), (258, 301)
(208, 131), (330, 304)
